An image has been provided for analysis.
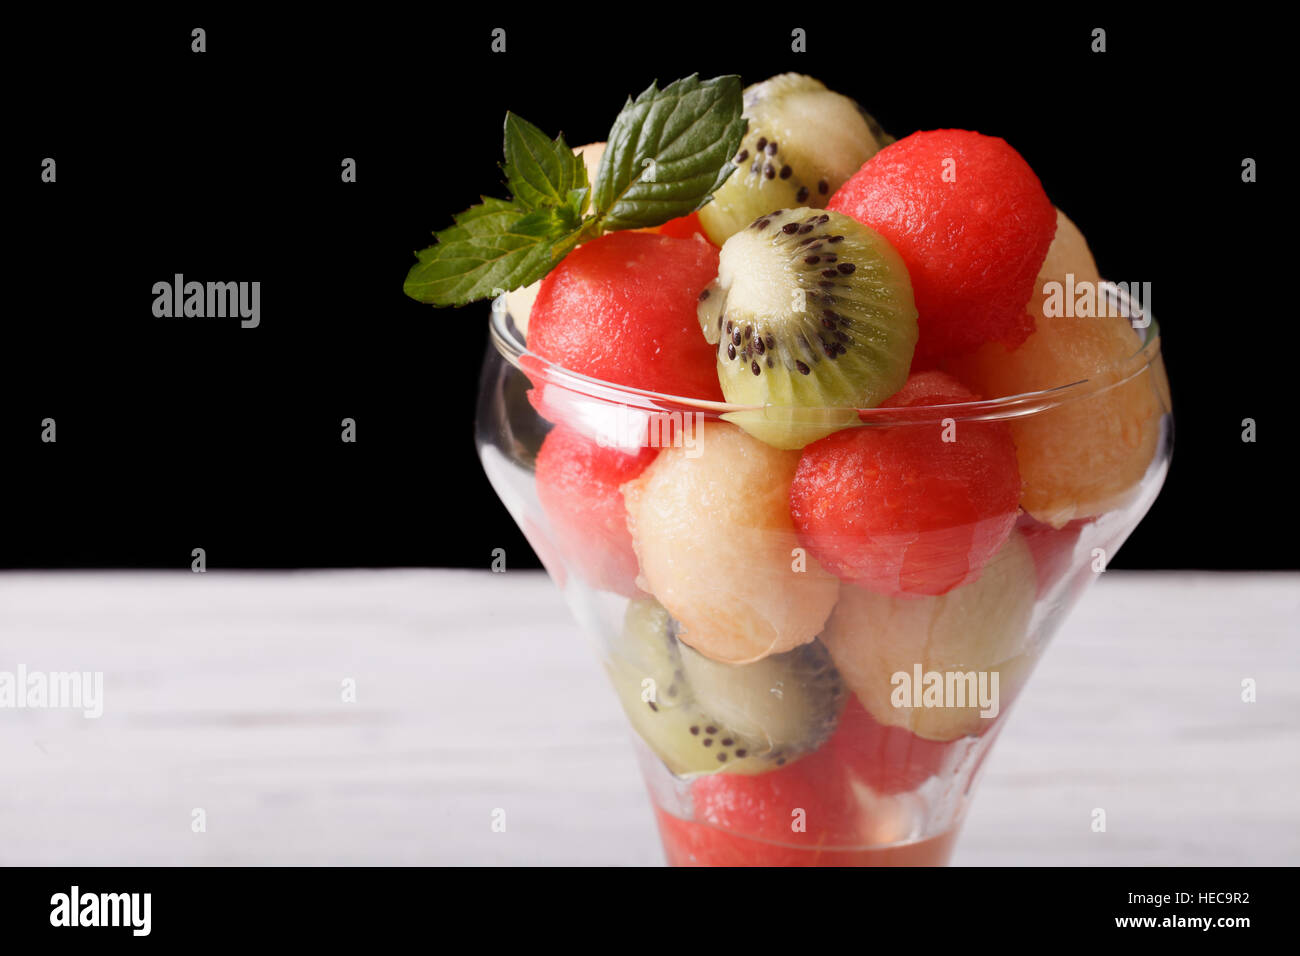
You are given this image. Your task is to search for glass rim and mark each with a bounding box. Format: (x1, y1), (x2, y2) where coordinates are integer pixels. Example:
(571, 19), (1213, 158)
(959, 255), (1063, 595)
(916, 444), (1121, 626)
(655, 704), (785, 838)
(489, 280), (1164, 425)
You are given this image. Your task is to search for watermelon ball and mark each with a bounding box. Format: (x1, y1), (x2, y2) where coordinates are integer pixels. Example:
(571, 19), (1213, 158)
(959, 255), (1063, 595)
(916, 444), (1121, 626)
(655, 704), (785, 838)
(1017, 511), (1089, 599)
(534, 426), (657, 596)
(660, 699), (955, 865)
(682, 737), (863, 859)
(789, 370), (1021, 596)
(829, 694), (958, 795)
(655, 806), (956, 866)
(528, 231), (724, 401)
(828, 130), (1056, 363)
(654, 211), (712, 243)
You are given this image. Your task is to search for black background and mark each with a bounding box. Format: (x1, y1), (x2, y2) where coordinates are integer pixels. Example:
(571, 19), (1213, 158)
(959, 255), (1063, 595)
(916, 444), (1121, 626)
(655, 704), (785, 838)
(3, 11), (1289, 570)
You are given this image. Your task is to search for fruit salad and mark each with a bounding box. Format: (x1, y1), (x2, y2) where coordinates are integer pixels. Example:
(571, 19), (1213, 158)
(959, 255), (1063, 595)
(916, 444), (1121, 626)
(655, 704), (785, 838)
(412, 73), (1172, 866)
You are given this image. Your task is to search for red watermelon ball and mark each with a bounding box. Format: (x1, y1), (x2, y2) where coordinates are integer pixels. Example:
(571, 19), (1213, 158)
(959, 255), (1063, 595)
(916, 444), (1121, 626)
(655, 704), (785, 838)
(528, 231), (724, 401)
(829, 694), (959, 795)
(789, 371), (1021, 596)
(828, 130), (1056, 363)
(663, 696), (957, 865)
(534, 425), (657, 597)
(687, 738), (862, 851)
(1017, 512), (1089, 599)
(654, 211), (712, 243)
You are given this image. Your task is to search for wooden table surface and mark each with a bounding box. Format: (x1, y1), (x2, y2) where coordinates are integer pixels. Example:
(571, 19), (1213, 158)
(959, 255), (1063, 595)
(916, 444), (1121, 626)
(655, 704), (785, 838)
(1, 570), (1296, 866)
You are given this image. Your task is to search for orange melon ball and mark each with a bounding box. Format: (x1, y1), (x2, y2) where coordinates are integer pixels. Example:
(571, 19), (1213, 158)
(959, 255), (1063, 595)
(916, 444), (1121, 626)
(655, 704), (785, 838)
(946, 210), (1168, 527)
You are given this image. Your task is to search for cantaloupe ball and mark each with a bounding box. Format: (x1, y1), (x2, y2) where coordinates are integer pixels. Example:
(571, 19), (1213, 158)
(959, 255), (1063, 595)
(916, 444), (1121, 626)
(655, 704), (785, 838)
(946, 209), (1168, 527)
(1038, 207), (1102, 286)
(821, 532), (1038, 741)
(504, 142), (606, 337)
(621, 422), (840, 664)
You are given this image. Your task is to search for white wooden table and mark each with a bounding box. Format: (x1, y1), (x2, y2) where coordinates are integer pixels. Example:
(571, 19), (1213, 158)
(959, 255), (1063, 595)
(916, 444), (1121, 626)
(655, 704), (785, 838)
(1, 570), (1295, 866)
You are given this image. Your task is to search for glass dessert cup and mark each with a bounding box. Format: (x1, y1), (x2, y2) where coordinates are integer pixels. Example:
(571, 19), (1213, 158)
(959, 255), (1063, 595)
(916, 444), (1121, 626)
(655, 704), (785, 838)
(476, 286), (1172, 866)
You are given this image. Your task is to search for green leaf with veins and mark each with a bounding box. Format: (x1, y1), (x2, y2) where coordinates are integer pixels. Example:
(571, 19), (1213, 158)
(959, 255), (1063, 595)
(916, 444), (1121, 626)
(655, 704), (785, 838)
(431, 197), (519, 244)
(402, 75), (745, 307)
(503, 112), (589, 215)
(405, 120), (590, 304)
(404, 206), (583, 305)
(590, 74), (747, 232)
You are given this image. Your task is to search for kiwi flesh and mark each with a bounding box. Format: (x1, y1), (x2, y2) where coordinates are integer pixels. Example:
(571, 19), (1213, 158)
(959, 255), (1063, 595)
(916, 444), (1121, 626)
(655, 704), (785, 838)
(677, 640), (844, 754)
(697, 207), (918, 449)
(697, 73), (890, 246)
(609, 599), (846, 776)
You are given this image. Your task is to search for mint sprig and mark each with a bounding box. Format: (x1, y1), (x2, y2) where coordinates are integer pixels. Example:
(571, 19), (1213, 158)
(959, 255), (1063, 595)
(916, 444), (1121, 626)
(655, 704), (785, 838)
(503, 112), (589, 216)
(590, 75), (747, 232)
(403, 115), (589, 306)
(403, 75), (747, 307)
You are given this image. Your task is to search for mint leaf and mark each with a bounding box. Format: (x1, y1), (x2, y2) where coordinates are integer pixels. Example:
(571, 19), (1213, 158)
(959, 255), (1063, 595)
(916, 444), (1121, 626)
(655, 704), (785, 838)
(405, 114), (592, 305)
(591, 74), (747, 232)
(430, 197), (519, 246)
(404, 78), (746, 308)
(504, 112), (589, 215)
(404, 202), (583, 306)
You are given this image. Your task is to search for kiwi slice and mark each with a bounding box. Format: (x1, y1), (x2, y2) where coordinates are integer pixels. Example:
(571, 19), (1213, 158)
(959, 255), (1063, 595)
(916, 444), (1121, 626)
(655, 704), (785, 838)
(697, 73), (890, 246)
(697, 207), (918, 449)
(608, 600), (845, 776)
(677, 640), (845, 755)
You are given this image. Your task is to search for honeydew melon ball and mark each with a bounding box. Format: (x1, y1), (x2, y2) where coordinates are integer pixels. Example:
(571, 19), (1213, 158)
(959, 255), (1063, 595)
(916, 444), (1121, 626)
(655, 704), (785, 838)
(821, 532), (1038, 742)
(621, 422), (840, 664)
